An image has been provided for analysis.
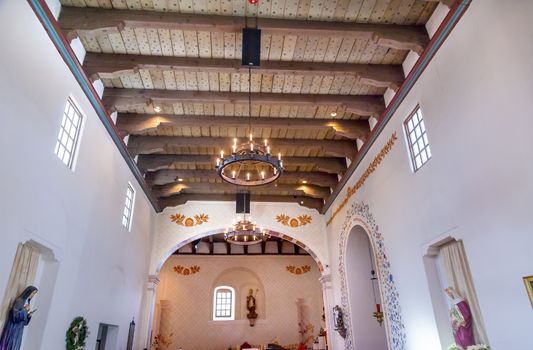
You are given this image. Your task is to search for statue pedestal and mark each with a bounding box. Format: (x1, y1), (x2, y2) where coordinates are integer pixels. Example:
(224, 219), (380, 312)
(247, 314), (258, 327)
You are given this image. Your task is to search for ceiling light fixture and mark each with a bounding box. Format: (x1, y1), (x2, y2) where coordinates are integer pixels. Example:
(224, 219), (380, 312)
(153, 106), (162, 113)
(215, 23), (283, 186)
(224, 214), (267, 245)
(330, 112), (337, 117)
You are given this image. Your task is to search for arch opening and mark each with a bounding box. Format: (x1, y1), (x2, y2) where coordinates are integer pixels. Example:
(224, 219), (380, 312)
(150, 228), (328, 350)
(154, 227), (327, 276)
(345, 225), (388, 350)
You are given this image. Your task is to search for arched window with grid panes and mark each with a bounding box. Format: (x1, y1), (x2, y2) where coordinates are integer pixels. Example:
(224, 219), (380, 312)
(213, 286), (235, 321)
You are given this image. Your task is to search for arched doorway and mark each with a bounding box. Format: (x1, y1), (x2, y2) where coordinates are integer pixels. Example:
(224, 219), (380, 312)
(145, 228), (331, 350)
(337, 202), (406, 350)
(345, 225), (387, 350)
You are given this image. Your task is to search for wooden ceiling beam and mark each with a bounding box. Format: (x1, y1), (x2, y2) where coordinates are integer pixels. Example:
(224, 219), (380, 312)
(103, 89), (385, 117)
(128, 135), (357, 158)
(423, 0), (457, 8)
(137, 154), (347, 174)
(59, 7), (429, 54)
(84, 53), (404, 91)
(144, 169), (339, 187)
(158, 194), (324, 211)
(152, 182), (331, 199)
(117, 113), (370, 140)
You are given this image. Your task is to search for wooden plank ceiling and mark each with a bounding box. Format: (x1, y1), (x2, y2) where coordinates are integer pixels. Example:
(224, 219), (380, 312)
(58, 0), (444, 211)
(174, 233), (309, 256)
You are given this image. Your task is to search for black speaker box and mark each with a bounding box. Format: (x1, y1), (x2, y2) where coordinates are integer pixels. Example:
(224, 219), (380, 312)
(236, 192), (251, 213)
(242, 28), (261, 67)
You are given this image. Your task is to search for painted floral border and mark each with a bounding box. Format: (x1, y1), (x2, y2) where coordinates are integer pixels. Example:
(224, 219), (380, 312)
(338, 202), (406, 350)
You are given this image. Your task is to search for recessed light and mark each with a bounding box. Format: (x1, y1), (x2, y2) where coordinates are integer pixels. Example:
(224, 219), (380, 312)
(330, 112), (337, 117)
(178, 178), (183, 182)
(154, 106), (162, 113)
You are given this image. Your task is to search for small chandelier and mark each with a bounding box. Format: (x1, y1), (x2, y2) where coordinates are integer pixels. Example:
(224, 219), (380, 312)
(224, 215), (268, 245)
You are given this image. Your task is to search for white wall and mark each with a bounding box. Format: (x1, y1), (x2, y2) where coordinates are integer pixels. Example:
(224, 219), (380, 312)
(0, 1), (155, 349)
(151, 201), (330, 275)
(325, 1), (533, 349)
(155, 255), (324, 350)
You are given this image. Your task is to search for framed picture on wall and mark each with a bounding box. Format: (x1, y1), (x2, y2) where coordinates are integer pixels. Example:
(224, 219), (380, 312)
(523, 276), (533, 308)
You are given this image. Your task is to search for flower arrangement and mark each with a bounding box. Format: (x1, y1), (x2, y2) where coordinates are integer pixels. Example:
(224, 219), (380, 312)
(467, 345), (490, 350)
(152, 333), (174, 350)
(298, 323), (315, 347)
(448, 344), (462, 350)
(448, 344), (491, 350)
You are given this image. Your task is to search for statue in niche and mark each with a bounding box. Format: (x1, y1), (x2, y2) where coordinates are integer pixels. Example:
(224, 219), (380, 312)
(0, 286), (38, 350)
(246, 288), (258, 326)
(445, 287), (475, 348)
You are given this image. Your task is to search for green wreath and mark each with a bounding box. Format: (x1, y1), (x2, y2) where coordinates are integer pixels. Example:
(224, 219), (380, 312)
(66, 316), (89, 350)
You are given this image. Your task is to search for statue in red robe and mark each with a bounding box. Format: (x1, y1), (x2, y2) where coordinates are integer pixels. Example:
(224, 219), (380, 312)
(445, 287), (475, 348)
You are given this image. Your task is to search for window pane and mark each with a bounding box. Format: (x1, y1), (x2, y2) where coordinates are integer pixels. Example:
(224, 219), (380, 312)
(55, 98), (83, 169)
(214, 288), (234, 319)
(122, 184), (135, 230)
(405, 106), (431, 171)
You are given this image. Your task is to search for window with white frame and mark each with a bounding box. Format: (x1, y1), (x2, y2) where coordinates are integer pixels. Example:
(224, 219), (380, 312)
(405, 106), (432, 171)
(121, 183), (136, 231)
(54, 97), (83, 169)
(213, 286), (235, 321)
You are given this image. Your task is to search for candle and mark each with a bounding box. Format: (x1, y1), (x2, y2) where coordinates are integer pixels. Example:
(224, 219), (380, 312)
(220, 150), (224, 158)
(232, 170), (236, 179)
(247, 173), (250, 181)
(250, 142), (254, 151)
(278, 152), (281, 160)
(267, 146), (270, 154)
(216, 158), (220, 166)
(261, 171), (265, 179)
(232, 144), (237, 153)
(264, 139), (268, 146)
(249, 133), (253, 141)
(376, 304), (381, 313)
(274, 168), (277, 175)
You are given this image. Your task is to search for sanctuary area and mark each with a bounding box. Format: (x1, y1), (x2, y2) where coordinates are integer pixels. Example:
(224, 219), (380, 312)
(0, 1), (531, 350)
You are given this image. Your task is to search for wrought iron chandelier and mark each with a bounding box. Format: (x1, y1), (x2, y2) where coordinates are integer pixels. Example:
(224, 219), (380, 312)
(224, 215), (268, 245)
(215, 65), (283, 186)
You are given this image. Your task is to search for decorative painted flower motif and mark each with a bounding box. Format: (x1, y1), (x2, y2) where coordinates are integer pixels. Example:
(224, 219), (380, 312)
(276, 214), (312, 228)
(173, 265), (201, 276)
(169, 213), (209, 227)
(286, 265), (311, 275)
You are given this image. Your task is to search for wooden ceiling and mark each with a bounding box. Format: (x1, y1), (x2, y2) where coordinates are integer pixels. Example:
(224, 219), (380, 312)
(173, 233), (309, 256)
(58, 0), (447, 211)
